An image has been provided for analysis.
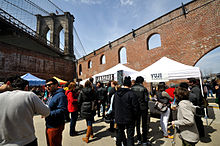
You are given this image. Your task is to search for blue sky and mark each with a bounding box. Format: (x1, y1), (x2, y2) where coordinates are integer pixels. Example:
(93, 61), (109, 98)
(1, 0), (219, 75)
(55, 0), (192, 54)
(52, 0), (219, 75)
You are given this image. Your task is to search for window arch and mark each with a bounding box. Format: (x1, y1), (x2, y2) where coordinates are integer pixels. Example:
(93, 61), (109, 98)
(118, 47), (127, 64)
(147, 33), (161, 50)
(88, 60), (92, 69)
(46, 29), (51, 45)
(100, 55), (106, 64)
(79, 64), (82, 75)
(59, 28), (65, 51)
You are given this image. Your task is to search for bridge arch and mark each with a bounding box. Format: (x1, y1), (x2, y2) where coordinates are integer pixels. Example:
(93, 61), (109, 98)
(195, 46), (220, 75)
(36, 12), (74, 56)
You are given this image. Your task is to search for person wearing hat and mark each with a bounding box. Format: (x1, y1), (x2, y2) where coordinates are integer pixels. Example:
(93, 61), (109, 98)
(131, 76), (150, 146)
(113, 76), (139, 146)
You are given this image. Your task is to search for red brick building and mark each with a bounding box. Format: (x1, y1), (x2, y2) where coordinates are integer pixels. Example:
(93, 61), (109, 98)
(78, 0), (219, 81)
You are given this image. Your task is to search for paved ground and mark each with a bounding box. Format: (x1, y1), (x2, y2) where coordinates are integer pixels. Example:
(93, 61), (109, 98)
(34, 104), (220, 146)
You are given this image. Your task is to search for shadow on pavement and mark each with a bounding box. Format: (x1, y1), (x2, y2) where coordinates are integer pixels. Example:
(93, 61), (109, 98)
(90, 125), (115, 142)
(148, 120), (166, 146)
(200, 125), (217, 143)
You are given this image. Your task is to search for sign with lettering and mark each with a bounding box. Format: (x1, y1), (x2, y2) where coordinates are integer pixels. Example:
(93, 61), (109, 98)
(95, 74), (114, 83)
(151, 73), (163, 80)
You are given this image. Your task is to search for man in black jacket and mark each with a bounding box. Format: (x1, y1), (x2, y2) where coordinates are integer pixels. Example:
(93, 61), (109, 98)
(131, 76), (150, 146)
(113, 76), (139, 146)
(188, 78), (205, 138)
(96, 82), (107, 118)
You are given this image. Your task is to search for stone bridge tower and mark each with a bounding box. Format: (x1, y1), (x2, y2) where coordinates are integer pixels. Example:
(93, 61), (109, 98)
(36, 12), (75, 60)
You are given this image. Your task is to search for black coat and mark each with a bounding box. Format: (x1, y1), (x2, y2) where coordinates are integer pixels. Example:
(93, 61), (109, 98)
(190, 85), (203, 106)
(131, 83), (149, 110)
(97, 87), (107, 102)
(78, 87), (97, 120)
(113, 88), (139, 124)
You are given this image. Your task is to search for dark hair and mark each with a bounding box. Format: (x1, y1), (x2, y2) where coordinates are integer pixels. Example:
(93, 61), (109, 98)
(123, 76), (131, 87)
(135, 76), (144, 84)
(85, 80), (92, 88)
(46, 78), (58, 85)
(158, 83), (166, 92)
(89, 77), (94, 83)
(11, 76), (29, 90)
(4, 76), (18, 84)
(174, 87), (189, 101)
(179, 82), (189, 89)
(188, 78), (197, 84)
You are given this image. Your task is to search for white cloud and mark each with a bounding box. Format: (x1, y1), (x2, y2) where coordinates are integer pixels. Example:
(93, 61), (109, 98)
(120, 0), (134, 6)
(65, 0), (103, 4)
(80, 0), (102, 4)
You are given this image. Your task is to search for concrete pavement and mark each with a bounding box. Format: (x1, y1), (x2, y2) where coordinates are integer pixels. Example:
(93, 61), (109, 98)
(34, 106), (220, 146)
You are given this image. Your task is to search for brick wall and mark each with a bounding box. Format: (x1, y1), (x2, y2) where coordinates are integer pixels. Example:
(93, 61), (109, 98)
(78, 0), (219, 81)
(0, 42), (75, 81)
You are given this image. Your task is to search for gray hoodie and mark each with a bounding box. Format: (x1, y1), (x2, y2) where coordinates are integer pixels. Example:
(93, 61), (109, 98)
(173, 100), (199, 143)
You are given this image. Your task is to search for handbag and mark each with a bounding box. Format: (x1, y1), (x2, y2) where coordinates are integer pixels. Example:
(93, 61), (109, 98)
(154, 101), (168, 112)
(91, 101), (97, 111)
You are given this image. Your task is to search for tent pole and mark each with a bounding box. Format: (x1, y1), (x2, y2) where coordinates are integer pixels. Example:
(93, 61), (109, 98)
(199, 76), (208, 125)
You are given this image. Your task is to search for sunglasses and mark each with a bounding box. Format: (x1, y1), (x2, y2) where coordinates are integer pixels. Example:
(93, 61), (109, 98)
(46, 83), (54, 87)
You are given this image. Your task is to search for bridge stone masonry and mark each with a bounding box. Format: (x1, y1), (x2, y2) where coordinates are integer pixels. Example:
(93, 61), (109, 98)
(0, 8), (76, 81)
(78, 0), (219, 81)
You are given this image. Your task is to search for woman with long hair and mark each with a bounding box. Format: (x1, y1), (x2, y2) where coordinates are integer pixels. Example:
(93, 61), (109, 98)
(156, 83), (173, 138)
(78, 80), (97, 143)
(66, 81), (79, 136)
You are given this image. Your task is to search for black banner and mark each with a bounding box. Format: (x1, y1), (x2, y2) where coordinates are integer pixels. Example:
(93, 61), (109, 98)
(95, 74), (114, 83)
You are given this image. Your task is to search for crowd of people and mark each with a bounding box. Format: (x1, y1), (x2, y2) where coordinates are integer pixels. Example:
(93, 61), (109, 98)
(0, 75), (220, 146)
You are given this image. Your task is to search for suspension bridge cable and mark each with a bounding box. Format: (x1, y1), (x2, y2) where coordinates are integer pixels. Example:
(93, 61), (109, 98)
(74, 45), (82, 58)
(73, 26), (87, 55)
(74, 47), (82, 58)
(3, 0), (35, 16)
(24, 0), (50, 15)
(47, 0), (64, 13)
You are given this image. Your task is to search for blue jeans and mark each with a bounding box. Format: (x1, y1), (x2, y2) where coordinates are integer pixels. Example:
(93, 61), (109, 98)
(208, 90), (214, 97)
(86, 120), (93, 126)
(70, 111), (78, 135)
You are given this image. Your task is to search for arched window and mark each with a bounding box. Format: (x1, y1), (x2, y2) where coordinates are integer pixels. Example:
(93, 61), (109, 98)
(46, 29), (51, 45)
(88, 60), (92, 69)
(79, 64), (82, 75)
(118, 47), (127, 64)
(100, 55), (106, 64)
(147, 33), (161, 50)
(59, 28), (64, 51)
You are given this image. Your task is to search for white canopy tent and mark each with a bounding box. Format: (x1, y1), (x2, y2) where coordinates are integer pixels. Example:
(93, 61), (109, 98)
(93, 64), (138, 83)
(131, 57), (201, 83)
(131, 57), (208, 124)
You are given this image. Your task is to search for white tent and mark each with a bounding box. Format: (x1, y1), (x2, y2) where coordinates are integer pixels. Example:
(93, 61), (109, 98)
(131, 57), (201, 82)
(79, 78), (89, 86)
(93, 64), (138, 83)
